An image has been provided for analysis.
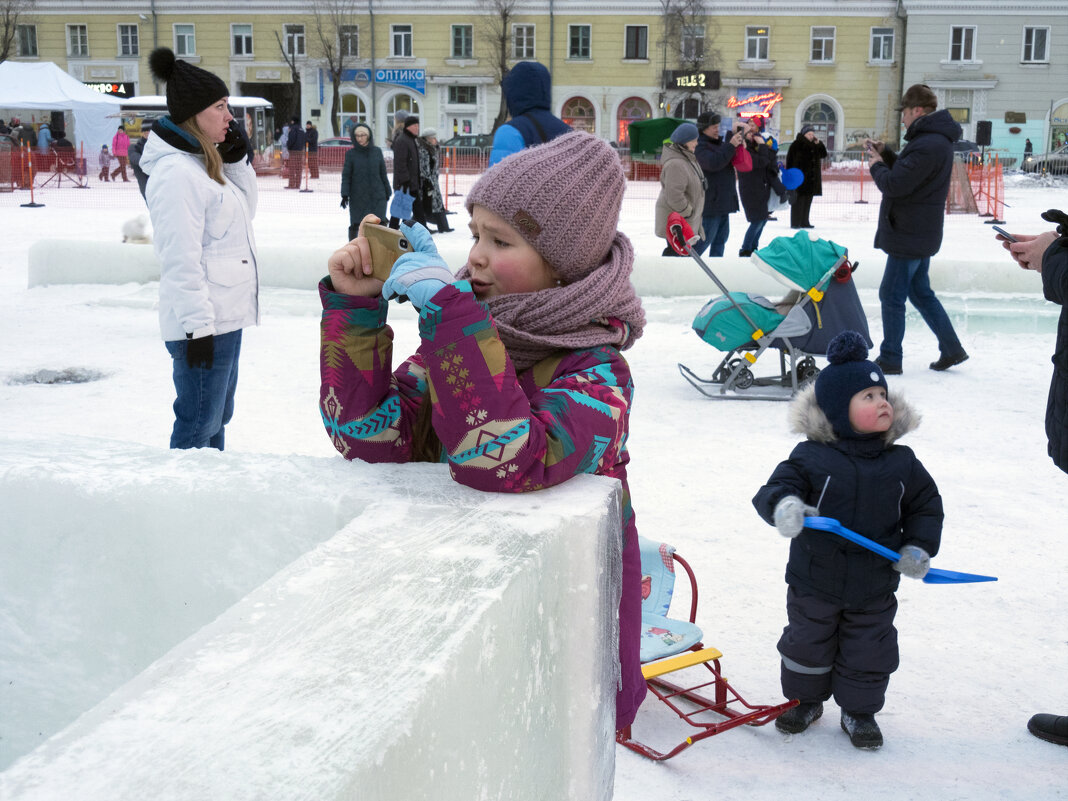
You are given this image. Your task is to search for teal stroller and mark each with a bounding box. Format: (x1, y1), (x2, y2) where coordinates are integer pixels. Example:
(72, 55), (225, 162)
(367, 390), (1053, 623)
(672, 226), (871, 401)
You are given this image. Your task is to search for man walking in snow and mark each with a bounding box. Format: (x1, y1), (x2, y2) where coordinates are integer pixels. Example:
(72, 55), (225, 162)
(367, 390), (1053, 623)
(866, 84), (969, 375)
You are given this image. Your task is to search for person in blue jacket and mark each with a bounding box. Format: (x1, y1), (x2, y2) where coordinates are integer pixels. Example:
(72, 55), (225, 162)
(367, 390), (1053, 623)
(488, 61), (571, 166)
(866, 84), (968, 374)
(753, 330), (943, 751)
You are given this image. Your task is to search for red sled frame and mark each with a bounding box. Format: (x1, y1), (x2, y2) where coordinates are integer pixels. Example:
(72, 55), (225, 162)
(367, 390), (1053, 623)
(616, 549), (797, 761)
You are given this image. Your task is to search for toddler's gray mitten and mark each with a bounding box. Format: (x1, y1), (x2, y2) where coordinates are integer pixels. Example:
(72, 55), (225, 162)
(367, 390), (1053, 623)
(773, 496), (818, 538)
(895, 545), (931, 579)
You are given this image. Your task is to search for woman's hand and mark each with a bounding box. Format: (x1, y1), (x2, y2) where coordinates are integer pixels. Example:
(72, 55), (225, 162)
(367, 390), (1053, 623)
(1006, 231), (1058, 273)
(326, 214), (384, 296)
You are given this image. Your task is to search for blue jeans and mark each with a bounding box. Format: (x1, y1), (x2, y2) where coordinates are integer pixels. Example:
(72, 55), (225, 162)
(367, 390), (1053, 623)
(741, 218), (768, 253)
(877, 255), (964, 366)
(695, 214), (730, 257)
(165, 329), (242, 450)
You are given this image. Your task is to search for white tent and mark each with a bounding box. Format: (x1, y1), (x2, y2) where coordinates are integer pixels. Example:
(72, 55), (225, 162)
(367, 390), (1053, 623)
(0, 61), (123, 155)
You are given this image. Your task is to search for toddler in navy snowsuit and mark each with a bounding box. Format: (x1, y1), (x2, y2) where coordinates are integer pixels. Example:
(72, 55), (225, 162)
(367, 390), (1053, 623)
(752, 330), (943, 749)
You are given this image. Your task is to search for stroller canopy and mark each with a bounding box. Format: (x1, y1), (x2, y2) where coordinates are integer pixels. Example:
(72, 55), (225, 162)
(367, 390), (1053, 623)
(752, 231), (848, 293)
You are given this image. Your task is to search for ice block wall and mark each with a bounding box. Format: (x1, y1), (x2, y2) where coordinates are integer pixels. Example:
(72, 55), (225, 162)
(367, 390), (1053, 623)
(0, 438), (620, 800)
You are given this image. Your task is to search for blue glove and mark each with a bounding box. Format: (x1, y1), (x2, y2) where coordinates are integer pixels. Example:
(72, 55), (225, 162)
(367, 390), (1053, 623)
(381, 222), (452, 310)
(398, 220), (438, 256)
(894, 545), (931, 579)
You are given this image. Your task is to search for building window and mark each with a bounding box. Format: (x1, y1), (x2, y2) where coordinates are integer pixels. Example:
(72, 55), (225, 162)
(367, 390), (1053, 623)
(118, 24), (139, 57)
(682, 25), (704, 61)
(391, 24), (412, 57)
(1022, 26), (1049, 63)
(339, 25), (359, 57)
(561, 96), (595, 133)
(449, 86), (477, 105)
(624, 25), (648, 60)
(232, 24), (253, 56)
(745, 26), (769, 61)
(285, 24), (305, 57)
(174, 24), (196, 57)
(568, 25), (591, 60)
(451, 24), (472, 59)
(16, 24), (37, 57)
(811, 27), (835, 63)
(617, 96), (652, 145)
(870, 27), (894, 62)
(947, 107), (971, 124)
(512, 24), (535, 59)
(949, 26), (976, 61)
(67, 24), (89, 57)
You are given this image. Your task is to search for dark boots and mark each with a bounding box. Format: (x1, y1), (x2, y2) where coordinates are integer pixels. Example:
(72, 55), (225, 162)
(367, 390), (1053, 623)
(841, 710), (883, 749)
(775, 701), (823, 734)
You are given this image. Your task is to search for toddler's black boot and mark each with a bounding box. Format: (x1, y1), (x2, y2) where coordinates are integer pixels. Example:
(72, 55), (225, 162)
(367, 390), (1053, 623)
(841, 710), (883, 749)
(775, 701), (823, 734)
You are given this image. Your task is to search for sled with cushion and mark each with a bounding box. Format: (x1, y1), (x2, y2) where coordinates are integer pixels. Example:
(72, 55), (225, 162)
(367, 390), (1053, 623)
(616, 537), (796, 760)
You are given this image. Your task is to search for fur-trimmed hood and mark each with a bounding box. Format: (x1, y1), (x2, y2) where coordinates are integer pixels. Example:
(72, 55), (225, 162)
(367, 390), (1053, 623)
(789, 383), (920, 445)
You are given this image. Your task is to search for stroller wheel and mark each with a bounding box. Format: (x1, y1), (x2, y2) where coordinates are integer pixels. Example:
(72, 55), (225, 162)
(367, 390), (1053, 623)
(797, 358), (820, 386)
(734, 367), (755, 389)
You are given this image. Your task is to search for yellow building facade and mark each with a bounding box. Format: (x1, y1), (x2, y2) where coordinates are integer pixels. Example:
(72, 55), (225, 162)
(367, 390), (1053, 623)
(14, 2), (904, 151)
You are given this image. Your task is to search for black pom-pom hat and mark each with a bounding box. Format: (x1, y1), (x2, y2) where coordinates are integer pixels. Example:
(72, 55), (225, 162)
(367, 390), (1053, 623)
(148, 47), (229, 125)
(815, 330), (887, 439)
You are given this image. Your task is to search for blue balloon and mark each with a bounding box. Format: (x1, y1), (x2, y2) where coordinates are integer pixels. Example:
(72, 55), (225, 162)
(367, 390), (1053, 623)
(781, 167), (804, 190)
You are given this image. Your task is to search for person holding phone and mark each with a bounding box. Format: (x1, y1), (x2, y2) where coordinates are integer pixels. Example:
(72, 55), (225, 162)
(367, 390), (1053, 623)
(693, 111), (745, 257)
(1001, 209), (1068, 749)
(865, 84), (968, 374)
(140, 47), (259, 450)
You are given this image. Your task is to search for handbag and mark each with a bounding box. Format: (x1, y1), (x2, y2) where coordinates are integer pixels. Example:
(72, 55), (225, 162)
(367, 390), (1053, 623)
(389, 188), (414, 220)
(732, 144), (753, 173)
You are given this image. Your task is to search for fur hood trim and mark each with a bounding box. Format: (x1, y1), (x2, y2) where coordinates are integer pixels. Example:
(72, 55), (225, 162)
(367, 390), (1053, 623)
(789, 383), (920, 445)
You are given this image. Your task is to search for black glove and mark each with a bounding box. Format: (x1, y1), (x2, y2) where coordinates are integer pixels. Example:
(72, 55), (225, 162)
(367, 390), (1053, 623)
(186, 334), (214, 370)
(786, 189), (798, 205)
(340, 196), (349, 209)
(217, 121), (252, 164)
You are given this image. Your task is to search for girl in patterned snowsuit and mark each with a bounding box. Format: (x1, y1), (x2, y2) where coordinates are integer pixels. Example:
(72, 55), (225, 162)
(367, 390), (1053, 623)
(318, 132), (648, 729)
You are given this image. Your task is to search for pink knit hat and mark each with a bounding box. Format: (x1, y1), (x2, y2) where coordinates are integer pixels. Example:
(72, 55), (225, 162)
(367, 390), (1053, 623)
(466, 131), (625, 279)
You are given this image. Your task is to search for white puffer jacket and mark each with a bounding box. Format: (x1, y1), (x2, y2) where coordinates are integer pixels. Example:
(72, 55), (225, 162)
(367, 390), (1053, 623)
(141, 131), (259, 341)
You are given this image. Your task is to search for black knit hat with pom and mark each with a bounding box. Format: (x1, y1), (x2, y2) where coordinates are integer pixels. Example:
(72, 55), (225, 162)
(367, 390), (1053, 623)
(148, 47), (229, 124)
(815, 330), (887, 439)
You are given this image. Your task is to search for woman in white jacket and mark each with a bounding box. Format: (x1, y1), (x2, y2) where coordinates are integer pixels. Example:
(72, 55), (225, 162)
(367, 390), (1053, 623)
(142, 47), (259, 450)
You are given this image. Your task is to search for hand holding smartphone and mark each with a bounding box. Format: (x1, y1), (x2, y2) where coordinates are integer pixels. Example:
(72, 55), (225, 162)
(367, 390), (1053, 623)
(991, 225), (1018, 243)
(359, 221), (415, 281)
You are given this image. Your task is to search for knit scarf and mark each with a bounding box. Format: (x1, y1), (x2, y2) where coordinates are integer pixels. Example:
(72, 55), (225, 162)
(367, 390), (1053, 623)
(456, 232), (646, 372)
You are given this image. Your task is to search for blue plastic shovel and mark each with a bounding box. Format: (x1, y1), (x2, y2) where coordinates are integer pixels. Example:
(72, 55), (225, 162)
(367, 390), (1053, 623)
(803, 516), (997, 585)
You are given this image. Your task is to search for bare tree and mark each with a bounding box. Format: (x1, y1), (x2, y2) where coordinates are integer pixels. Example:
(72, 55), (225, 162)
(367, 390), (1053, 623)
(274, 27), (303, 125)
(0, 0), (36, 64)
(477, 0), (519, 134)
(658, 0), (721, 118)
(309, 0), (362, 136)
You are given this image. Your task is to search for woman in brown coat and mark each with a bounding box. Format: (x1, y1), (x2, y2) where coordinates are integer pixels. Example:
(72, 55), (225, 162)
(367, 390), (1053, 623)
(654, 122), (706, 256)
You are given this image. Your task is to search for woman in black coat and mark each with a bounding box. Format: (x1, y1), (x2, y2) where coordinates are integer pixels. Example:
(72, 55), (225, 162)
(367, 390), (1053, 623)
(340, 124), (392, 241)
(737, 129), (787, 256)
(786, 126), (828, 229)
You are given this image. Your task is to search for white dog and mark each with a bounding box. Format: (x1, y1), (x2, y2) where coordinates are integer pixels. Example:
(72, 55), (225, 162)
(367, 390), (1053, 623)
(122, 214), (152, 244)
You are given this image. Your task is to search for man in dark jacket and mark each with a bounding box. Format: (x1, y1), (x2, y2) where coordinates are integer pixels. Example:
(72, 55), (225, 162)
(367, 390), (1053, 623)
(694, 111), (744, 257)
(786, 125), (827, 228)
(866, 84), (968, 374)
(390, 115), (426, 226)
(285, 116), (305, 189)
(488, 61), (571, 166)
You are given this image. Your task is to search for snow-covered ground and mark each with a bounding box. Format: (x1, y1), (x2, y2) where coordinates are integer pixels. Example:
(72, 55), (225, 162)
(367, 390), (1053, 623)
(1, 171), (1066, 799)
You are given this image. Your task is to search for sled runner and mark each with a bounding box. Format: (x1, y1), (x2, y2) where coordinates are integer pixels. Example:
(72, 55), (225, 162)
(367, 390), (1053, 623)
(667, 213), (871, 401)
(616, 537), (796, 761)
